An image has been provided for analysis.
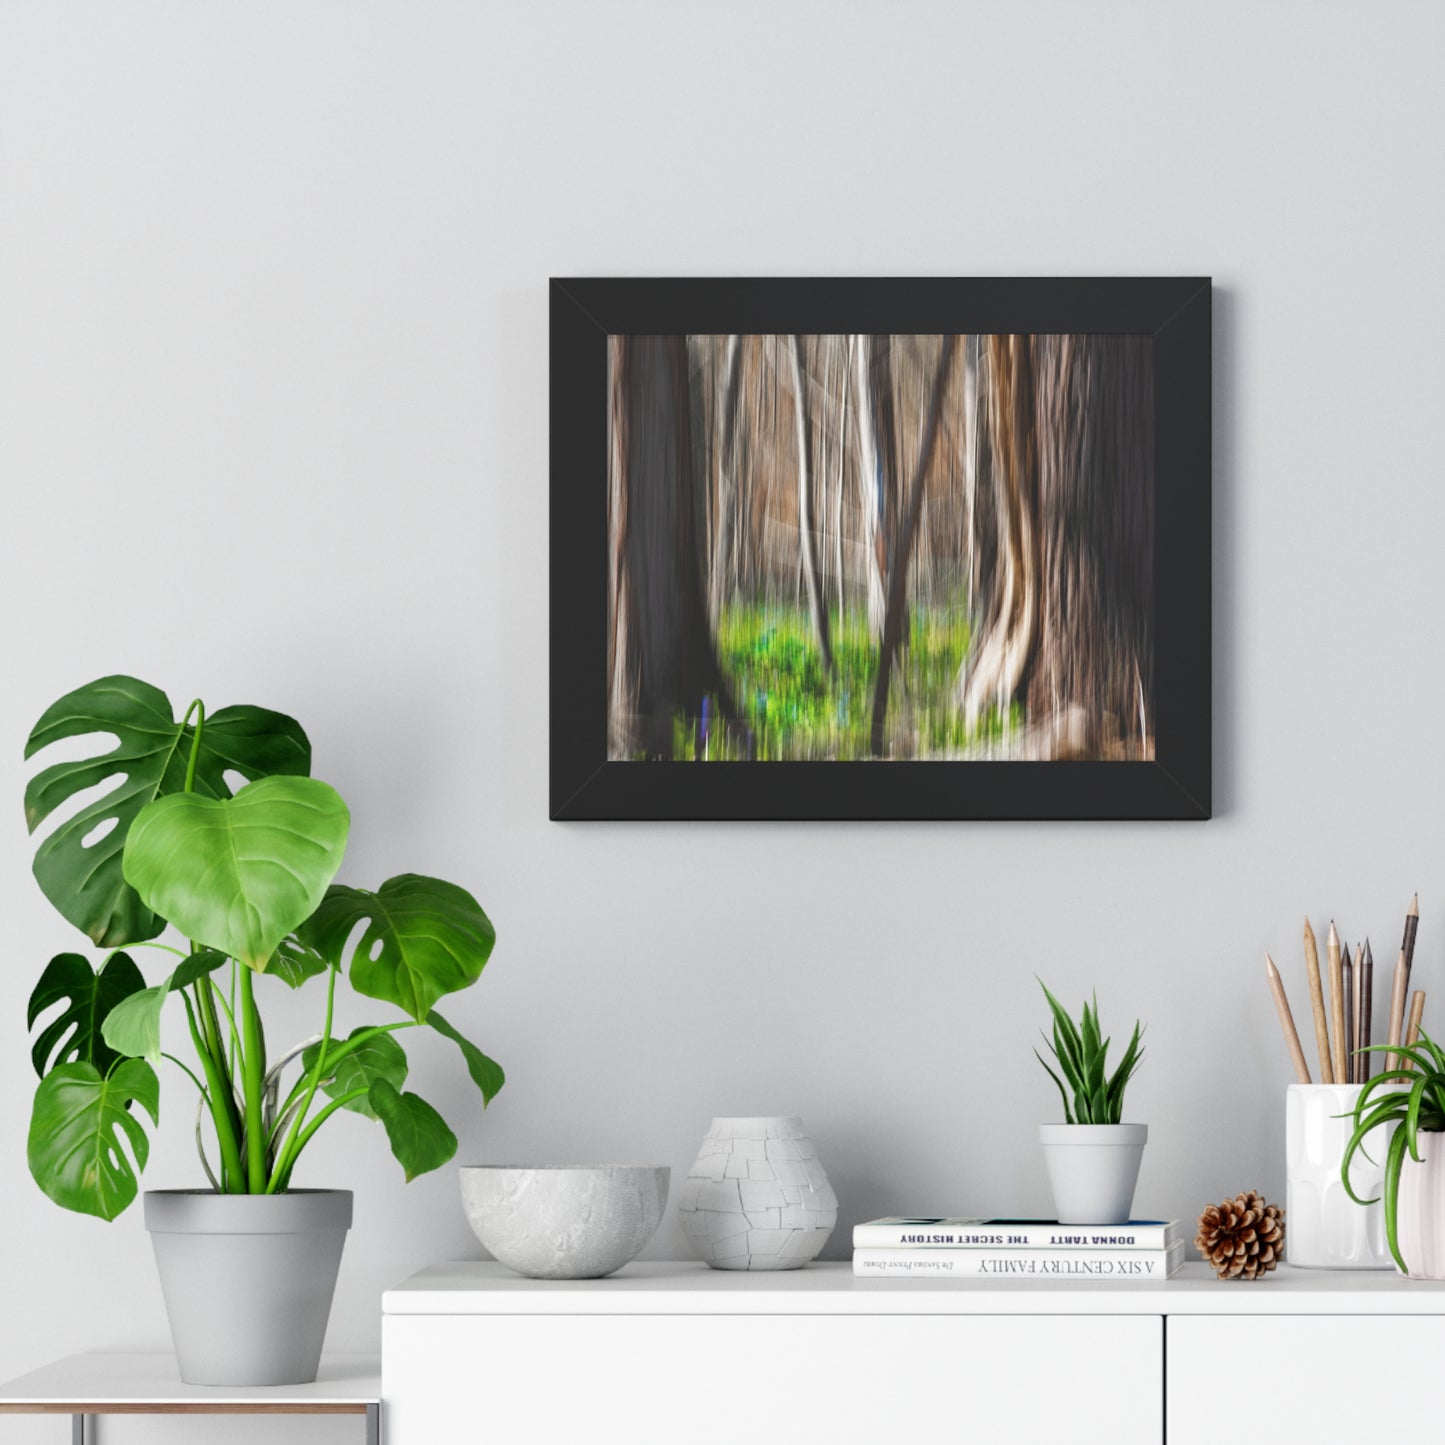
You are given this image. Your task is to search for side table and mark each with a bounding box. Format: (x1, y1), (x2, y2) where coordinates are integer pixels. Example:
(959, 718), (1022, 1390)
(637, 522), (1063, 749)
(0, 1352), (380, 1443)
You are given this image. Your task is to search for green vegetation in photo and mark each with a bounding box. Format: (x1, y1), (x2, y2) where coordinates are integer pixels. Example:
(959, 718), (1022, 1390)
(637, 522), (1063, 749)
(667, 603), (1021, 761)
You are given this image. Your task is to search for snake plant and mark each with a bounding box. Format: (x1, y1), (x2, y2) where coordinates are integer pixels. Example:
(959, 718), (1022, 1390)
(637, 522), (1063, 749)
(1034, 980), (1145, 1125)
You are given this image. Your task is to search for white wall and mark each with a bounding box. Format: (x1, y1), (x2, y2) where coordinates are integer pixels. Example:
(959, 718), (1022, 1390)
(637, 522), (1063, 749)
(2, 1), (1442, 1439)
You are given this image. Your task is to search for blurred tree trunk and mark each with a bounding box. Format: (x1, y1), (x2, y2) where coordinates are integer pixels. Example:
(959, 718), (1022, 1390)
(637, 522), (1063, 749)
(789, 334), (834, 674)
(709, 334), (743, 622)
(853, 334), (892, 638)
(869, 335), (958, 755)
(833, 338), (850, 619)
(608, 335), (736, 758)
(957, 334), (1154, 757)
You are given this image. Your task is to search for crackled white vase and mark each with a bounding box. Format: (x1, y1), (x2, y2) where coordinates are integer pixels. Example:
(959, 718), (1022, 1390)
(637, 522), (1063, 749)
(677, 1116), (837, 1270)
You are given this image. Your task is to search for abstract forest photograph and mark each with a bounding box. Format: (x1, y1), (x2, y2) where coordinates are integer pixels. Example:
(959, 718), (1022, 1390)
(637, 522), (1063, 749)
(607, 332), (1154, 764)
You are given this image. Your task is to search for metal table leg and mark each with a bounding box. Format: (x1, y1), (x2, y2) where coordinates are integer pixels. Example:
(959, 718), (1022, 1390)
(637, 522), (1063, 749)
(366, 1403), (380, 1445)
(72, 1413), (89, 1445)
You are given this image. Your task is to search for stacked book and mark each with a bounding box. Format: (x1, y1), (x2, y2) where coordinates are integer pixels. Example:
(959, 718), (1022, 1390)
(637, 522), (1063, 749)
(852, 1217), (1186, 1279)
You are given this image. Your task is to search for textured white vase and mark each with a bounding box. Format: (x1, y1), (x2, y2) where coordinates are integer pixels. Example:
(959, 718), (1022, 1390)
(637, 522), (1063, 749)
(1039, 1123), (1146, 1224)
(1395, 1129), (1445, 1279)
(677, 1117), (837, 1270)
(1285, 1083), (1393, 1269)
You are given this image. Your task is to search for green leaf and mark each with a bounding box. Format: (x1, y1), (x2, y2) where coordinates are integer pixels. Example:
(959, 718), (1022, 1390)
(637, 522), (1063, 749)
(24, 676), (310, 948)
(101, 981), (170, 1067)
(1417, 1028), (1445, 1075)
(1081, 995), (1101, 1063)
(1034, 1047), (1075, 1124)
(122, 776), (350, 970)
(170, 949), (229, 992)
(302, 1028), (408, 1120)
(368, 1079), (457, 1181)
(1383, 1124), (1411, 1273)
(98, 951), (228, 1067)
(27, 1059), (159, 1220)
(268, 934), (332, 989)
(303, 874), (495, 1023)
(427, 1010), (505, 1105)
(1039, 982), (1084, 1079)
(27, 951), (145, 1078)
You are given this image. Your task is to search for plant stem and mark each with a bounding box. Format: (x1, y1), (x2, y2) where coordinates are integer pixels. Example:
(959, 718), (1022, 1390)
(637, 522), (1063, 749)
(227, 959), (238, 1074)
(180, 989), (244, 1190)
(181, 699), (206, 792)
(161, 1052), (210, 1100)
(194, 978), (243, 1157)
(117, 941), (188, 960)
(273, 1087), (371, 1190)
(305, 1017), (420, 1075)
(208, 976), (241, 1060)
(237, 965), (268, 1191)
(267, 963), (339, 1193)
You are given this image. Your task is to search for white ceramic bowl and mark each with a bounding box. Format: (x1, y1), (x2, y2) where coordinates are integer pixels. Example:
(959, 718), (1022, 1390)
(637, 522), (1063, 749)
(459, 1165), (670, 1279)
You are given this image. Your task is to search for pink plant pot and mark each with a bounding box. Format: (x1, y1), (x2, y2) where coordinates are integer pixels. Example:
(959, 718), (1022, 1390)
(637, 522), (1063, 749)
(1396, 1129), (1445, 1279)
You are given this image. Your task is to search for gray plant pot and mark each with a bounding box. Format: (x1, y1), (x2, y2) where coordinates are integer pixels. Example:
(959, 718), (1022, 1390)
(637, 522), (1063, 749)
(144, 1189), (351, 1385)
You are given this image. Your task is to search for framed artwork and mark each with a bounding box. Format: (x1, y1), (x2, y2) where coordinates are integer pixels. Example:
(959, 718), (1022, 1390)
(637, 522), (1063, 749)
(550, 277), (1210, 820)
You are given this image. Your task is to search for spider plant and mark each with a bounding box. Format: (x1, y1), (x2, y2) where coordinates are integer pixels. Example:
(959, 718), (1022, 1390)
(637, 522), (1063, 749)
(1034, 980), (1145, 1125)
(1341, 1029), (1445, 1274)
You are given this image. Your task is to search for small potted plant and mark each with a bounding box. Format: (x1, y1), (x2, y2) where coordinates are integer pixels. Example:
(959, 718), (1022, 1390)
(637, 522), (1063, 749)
(1034, 981), (1146, 1224)
(1342, 1030), (1445, 1278)
(23, 676), (505, 1384)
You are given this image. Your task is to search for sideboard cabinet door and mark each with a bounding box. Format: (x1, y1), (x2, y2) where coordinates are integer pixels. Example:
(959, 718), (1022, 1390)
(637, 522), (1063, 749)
(1168, 1316), (1444, 1443)
(385, 1313), (1162, 1444)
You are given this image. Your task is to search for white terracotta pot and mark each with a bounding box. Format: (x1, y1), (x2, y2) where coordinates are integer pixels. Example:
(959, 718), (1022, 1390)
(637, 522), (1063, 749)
(1285, 1083), (1394, 1269)
(1039, 1123), (1146, 1224)
(1396, 1129), (1445, 1279)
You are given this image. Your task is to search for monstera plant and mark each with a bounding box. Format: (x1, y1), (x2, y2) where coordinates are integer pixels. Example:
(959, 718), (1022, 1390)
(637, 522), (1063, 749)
(24, 675), (503, 1220)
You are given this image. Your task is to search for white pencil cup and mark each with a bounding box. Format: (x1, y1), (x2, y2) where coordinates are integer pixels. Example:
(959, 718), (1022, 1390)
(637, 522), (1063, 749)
(1285, 1083), (1394, 1269)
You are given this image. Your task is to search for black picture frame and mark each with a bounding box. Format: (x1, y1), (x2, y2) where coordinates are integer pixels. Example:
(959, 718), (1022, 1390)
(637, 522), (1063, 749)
(550, 277), (1210, 821)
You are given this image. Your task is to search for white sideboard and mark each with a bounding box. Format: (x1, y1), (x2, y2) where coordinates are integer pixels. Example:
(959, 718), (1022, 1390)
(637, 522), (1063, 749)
(382, 1261), (1445, 1444)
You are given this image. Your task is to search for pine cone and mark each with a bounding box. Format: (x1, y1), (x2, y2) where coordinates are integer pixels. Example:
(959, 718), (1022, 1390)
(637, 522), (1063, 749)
(1195, 1190), (1285, 1280)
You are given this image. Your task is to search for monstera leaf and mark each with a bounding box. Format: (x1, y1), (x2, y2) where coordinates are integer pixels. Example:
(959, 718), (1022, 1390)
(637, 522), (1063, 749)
(427, 1010), (504, 1105)
(123, 777), (350, 970)
(301, 874), (496, 1023)
(25, 676), (310, 947)
(27, 951), (146, 1078)
(170, 949), (230, 992)
(267, 933), (332, 989)
(368, 1079), (457, 1181)
(28, 1059), (159, 1220)
(302, 1028), (409, 1120)
(100, 951), (227, 1066)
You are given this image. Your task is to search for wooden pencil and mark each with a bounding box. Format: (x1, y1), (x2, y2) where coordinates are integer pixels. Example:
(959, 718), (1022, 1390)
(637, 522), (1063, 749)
(1351, 943), (1364, 1084)
(1341, 943), (1354, 1085)
(1386, 948), (1408, 1073)
(1359, 939), (1374, 1083)
(1303, 918), (1333, 1084)
(1266, 953), (1312, 1084)
(1402, 893), (1420, 1007)
(1402, 989), (1426, 1071)
(1328, 923), (1347, 1084)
